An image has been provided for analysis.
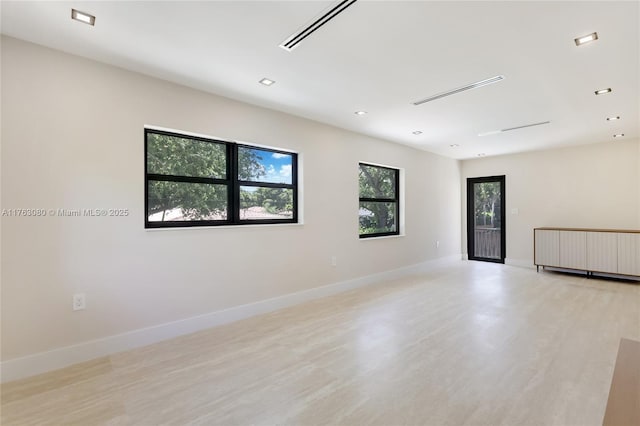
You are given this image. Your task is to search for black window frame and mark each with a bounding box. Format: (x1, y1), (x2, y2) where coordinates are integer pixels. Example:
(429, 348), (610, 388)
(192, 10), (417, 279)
(358, 162), (400, 239)
(145, 128), (298, 228)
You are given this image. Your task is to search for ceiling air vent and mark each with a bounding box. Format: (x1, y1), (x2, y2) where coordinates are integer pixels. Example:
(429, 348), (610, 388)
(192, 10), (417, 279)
(412, 75), (505, 106)
(500, 121), (551, 133)
(279, 0), (358, 52)
(478, 121), (551, 136)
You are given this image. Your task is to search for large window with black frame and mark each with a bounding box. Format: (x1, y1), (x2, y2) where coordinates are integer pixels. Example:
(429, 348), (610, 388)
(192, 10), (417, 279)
(145, 128), (297, 228)
(358, 163), (400, 238)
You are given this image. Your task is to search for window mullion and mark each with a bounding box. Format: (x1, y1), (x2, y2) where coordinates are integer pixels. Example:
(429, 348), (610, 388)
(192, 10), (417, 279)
(147, 174), (228, 185)
(229, 143), (239, 224)
(359, 197), (397, 202)
(239, 181), (294, 189)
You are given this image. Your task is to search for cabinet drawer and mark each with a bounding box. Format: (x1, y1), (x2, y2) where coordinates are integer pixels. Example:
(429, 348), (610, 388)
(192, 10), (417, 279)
(535, 229), (559, 266)
(587, 232), (618, 273)
(559, 231), (587, 270)
(618, 233), (640, 276)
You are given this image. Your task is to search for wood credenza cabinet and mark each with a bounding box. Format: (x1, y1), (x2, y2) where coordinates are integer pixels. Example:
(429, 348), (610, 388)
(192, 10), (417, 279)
(534, 228), (640, 278)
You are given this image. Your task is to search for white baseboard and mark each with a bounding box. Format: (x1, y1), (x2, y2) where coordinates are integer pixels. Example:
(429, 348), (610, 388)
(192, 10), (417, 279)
(505, 258), (536, 269)
(461, 255), (533, 269)
(1, 254), (462, 383)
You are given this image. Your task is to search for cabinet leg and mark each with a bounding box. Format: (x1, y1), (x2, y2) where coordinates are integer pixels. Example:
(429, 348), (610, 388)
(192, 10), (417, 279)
(536, 265), (539, 273)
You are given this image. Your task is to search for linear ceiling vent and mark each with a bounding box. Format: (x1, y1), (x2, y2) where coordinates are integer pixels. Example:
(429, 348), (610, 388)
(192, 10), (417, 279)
(412, 75), (505, 106)
(279, 0), (358, 52)
(478, 121), (551, 136)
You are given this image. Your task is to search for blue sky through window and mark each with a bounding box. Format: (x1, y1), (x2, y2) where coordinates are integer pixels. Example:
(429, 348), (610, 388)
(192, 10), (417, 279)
(242, 147), (292, 186)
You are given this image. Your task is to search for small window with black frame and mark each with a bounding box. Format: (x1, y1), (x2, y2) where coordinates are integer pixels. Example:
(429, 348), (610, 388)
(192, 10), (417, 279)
(358, 163), (400, 238)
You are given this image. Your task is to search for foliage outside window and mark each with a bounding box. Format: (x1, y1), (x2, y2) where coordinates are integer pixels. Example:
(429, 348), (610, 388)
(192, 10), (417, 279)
(359, 163), (400, 238)
(473, 182), (502, 229)
(145, 129), (297, 228)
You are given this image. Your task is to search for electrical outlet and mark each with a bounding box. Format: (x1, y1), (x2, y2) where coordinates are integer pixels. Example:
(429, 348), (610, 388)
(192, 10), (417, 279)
(73, 293), (86, 311)
(331, 256), (337, 267)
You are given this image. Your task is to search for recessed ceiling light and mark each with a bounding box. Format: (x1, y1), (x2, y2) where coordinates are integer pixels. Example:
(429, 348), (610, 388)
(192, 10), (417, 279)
(595, 88), (612, 95)
(574, 32), (598, 46)
(71, 9), (95, 26)
(613, 134), (625, 138)
(450, 144), (460, 148)
(354, 111), (367, 116)
(412, 131), (423, 135)
(606, 116), (621, 121)
(259, 78), (275, 86)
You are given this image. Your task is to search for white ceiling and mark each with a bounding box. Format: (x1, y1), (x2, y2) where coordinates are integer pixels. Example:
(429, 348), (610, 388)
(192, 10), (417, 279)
(1, 1), (638, 159)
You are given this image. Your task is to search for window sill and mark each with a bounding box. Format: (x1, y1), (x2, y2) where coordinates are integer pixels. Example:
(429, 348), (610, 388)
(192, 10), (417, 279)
(145, 222), (304, 231)
(359, 233), (405, 241)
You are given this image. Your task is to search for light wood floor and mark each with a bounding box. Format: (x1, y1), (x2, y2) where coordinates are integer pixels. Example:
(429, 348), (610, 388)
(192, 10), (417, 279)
(2, 261), (639, 425)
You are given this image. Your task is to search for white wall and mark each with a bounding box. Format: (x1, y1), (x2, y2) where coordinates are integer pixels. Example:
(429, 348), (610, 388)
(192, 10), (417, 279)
(0, 37), (461, 368)
(461, 140), (640, 265)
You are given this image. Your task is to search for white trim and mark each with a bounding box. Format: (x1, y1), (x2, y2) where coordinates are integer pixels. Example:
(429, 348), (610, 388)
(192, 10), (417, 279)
(145, 223), (305, 232)
(462, 253), (469, 260)
(144, 124), (299, 154)
(1, 255), (462, 383)
(358, 160), (402, 170)
(505, 258), (536, 269)
(359, 234), (405, 241)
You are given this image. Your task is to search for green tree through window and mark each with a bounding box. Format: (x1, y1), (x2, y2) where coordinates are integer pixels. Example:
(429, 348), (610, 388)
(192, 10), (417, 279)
(473, 182), (501, 228)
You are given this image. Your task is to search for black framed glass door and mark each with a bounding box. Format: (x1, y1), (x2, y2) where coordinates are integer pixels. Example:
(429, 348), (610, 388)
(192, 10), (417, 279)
(467, 175), (506, 263)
